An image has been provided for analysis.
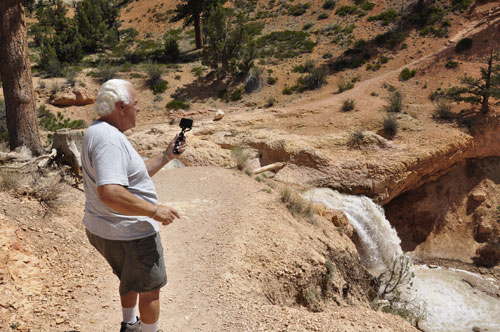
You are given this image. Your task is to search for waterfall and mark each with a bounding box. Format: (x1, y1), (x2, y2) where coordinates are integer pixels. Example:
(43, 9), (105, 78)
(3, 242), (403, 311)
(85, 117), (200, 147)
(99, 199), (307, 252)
(302, 188), (404, 273)
(302, 188), (500, 332)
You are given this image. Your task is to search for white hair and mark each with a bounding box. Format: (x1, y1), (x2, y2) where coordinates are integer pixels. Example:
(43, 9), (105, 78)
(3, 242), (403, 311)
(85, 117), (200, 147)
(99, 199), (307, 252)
(94, 79), (132, 117)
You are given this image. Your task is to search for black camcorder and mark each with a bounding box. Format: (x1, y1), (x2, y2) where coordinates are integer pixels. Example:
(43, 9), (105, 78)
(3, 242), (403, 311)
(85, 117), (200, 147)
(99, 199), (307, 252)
(173, 118), (193, 154)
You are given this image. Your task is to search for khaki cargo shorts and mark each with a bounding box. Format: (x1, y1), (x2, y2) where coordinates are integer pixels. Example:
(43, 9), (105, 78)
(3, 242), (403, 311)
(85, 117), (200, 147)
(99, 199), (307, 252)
(86, 229), (167, 296)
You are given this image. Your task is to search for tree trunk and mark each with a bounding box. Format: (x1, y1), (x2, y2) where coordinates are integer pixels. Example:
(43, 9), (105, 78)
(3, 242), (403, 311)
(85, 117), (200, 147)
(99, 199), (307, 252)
(482, 48), (493, 114)
(194, 13), (202, 49)
(0, 0), (43, 155)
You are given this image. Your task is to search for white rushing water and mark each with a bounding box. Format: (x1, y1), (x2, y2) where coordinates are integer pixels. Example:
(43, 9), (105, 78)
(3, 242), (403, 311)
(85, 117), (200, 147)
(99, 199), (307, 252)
(302, 188), (500, 332)
(408, 266), (500, 332)
(302, 188), (403, 273)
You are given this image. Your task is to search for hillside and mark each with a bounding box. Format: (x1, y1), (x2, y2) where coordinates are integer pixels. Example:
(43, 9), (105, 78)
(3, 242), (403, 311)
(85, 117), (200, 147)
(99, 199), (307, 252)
(1, 0), (500, 331)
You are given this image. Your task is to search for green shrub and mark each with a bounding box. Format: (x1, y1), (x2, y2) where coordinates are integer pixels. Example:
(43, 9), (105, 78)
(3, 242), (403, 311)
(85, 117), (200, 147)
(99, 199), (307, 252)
(164, 37), (180, 62)
(229, 88), (242, 102)
(368, 9), (398, 26)
(354, 0), (374, 11)
(323, 0), (336, 9)
(303, 22), (314, 30)
(256, 30), (315, 60)
(382, 114), (399, 136)
(433, 100), (453, 120)
(452, 0), (473, 11)
(166, 99), (189, 110)
(399, 68), (416, 81)
(379, 55), (390, 64)
(265, 97), (276, 107)
(455, 38), (473, 52)
(341, 99), (355, 112)
(338, 77), (354, 92)
(283, 86), (293, 95)
(303, 287), (322, 312)
(288, 3), (311, 16)
(419, 25), (447, 37)
(191, 66), (205, 77)
(318, 12), (329, 20)
(383, 83), (396, 92)
(410, 5), (445, 27)
(366, 63), (381, 71)
(267, 76), (277, 85)
(293, 60), (315, 73)
(385, 90), (403, 112)
(297, 66), (327, 91)
(218, 88), (243, 103)
(445, 60), (459, 69)
(336, 5), (358, 16)
(152, 81), (168, 94)
(146, 64), (167, 94)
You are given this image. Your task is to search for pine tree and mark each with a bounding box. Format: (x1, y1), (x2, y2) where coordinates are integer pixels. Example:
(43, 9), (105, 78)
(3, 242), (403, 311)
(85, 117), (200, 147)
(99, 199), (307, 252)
(201, 5), (256, 78)
(75, 0), (119, 52)
(171, 0), (226, 50)
(34, 0), (84, 74)
(456, 49), (500, 114)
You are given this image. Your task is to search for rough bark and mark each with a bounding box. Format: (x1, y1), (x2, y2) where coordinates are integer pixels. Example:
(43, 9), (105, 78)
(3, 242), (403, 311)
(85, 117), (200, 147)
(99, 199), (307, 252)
(194, 13), (202, 49)
(0, 0), (43, 155)
(481, 49), (493, 114)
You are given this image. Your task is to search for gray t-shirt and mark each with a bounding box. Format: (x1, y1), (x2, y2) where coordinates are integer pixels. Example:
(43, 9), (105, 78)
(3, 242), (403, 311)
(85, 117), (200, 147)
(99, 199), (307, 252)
(82, 121), (159, 240)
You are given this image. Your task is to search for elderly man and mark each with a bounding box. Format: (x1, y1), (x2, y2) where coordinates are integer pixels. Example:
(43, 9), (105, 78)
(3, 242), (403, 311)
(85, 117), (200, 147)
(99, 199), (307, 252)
(81, 79), (185, 332)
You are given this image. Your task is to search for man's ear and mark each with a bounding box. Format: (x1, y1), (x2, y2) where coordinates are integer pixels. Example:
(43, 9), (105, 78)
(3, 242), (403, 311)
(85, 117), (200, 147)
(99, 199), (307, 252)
(117, 101), (125, 113)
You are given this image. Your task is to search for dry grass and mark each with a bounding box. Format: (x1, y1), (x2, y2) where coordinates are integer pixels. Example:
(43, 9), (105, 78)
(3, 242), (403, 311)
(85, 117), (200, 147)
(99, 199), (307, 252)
(231, 146), (252, 171)
(0, 167), (63, 209)
(281, 186), (314, 218)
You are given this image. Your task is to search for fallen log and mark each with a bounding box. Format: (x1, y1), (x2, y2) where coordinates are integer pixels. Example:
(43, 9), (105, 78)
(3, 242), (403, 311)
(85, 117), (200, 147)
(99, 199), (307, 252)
(252, 162), (285, 175)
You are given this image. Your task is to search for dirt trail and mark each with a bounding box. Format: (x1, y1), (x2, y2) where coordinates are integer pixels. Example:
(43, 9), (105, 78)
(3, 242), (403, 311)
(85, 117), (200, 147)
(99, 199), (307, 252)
(75, 167), (244, 331)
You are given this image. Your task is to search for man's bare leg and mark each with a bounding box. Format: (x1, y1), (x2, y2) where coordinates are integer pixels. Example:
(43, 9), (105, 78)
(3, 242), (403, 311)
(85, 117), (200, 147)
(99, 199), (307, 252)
(121, 291), (139, 324)
(121, 290), (138, 308)
(138, 289), (161, 332)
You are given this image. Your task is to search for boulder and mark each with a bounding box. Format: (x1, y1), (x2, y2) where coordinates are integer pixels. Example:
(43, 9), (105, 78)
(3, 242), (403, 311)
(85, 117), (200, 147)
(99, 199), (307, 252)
(213, 110), (224, 121)
(475, 220), (494, 243)
(471, 190), (487, 202)
(50, 88), (95, 107)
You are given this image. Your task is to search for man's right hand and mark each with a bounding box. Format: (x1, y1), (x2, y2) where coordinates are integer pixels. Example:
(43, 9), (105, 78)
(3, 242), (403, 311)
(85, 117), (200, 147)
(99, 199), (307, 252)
(154, 205), (180, 226)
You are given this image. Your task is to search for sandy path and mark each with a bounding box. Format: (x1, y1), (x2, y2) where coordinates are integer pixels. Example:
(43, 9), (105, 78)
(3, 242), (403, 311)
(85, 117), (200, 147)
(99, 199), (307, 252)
(75, 166), (257, 331)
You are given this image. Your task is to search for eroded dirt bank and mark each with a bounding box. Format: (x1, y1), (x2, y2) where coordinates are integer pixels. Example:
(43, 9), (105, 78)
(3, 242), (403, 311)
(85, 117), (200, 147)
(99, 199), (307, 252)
(385, 156), (500, 267)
